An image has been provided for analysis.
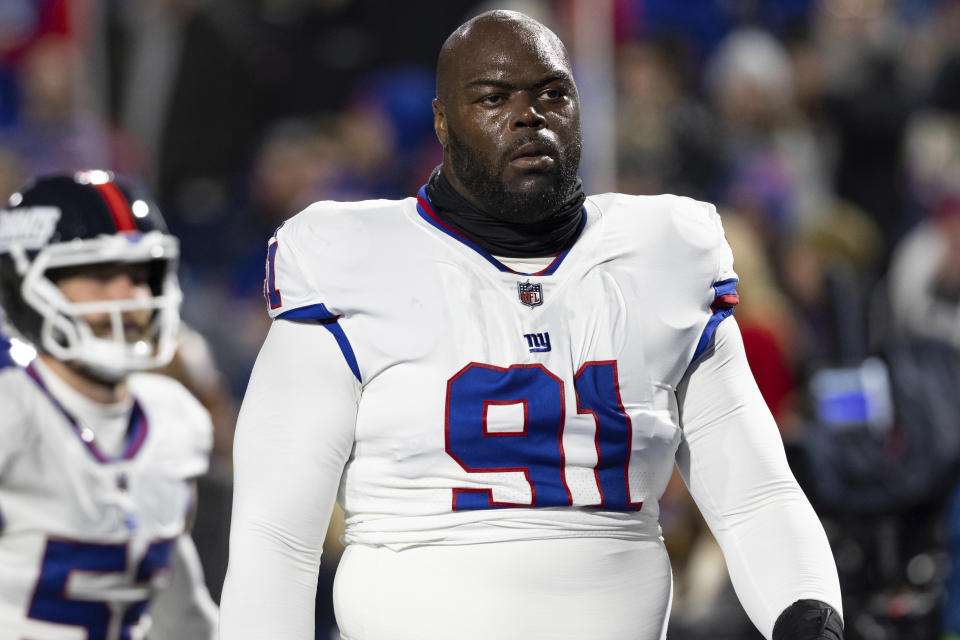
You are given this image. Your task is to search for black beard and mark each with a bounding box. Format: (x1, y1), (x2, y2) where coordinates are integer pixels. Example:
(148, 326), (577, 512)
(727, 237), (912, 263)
(446, 128), (582, 224)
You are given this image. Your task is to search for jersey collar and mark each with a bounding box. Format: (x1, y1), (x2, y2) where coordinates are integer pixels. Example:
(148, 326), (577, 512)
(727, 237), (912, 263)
(415, 185), (587, 276)
(25, 363), (149, 464)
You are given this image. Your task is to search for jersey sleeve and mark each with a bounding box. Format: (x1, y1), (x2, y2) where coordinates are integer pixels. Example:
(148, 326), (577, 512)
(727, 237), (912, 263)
(260, 205), (366, 384)
(174, 388), (213, 479)
(220, 318), (360, 639)
(263, 205), (342, 322)
(677, 318), (842, 638)
(687, 199), (739, 364)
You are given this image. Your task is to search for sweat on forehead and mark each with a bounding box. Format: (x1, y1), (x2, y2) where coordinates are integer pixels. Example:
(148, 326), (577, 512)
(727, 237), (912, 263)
(435, 10), (570, 102)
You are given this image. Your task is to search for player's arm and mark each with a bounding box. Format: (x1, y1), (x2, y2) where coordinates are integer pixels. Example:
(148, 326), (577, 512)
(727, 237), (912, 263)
(676, 318), (843, 640)
(145, 532), (219, 640)
(219, 318), (360, 639)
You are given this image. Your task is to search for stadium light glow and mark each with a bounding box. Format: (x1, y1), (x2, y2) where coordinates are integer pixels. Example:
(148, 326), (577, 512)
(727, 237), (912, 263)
(9, 337), (37, 366)
(74, 170), (112, 185)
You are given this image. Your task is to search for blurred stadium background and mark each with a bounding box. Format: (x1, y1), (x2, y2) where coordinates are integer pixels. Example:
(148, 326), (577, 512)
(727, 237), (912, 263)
(2, 0), (960, 638)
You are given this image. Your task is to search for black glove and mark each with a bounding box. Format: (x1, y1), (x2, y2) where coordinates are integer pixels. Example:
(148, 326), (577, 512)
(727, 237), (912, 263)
(772, 599), (844, 640)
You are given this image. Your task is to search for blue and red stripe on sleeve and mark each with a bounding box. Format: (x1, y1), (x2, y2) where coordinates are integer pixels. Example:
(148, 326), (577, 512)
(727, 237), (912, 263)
(691, 278), (739, 364)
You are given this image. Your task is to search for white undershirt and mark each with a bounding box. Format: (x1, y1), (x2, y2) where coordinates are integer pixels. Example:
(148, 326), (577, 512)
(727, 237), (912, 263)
(32, 358), (133, 458)
(493, 254), (554, 273)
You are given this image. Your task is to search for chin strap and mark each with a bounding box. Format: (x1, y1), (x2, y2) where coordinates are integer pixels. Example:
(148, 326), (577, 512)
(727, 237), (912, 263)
(773, 599), (844, 640)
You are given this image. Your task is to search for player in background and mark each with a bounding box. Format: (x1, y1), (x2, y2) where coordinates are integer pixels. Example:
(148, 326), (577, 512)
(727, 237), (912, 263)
(0, 171), (218, 639)
(221, 11), (843, 640)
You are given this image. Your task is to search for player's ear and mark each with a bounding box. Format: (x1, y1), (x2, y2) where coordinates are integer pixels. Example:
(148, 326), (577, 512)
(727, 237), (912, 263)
(433, 98), (448, 148)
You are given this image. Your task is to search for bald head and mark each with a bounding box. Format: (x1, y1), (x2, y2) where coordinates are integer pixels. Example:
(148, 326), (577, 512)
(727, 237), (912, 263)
(436, 11), (571, 105)
(431, 11), (582, 224)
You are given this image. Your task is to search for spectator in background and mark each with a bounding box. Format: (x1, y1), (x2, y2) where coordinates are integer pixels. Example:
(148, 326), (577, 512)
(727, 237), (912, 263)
(344, 67), (440, 197)
(779, 201), (883, 374)
(0, 35), (119, 178)
(181, 118), (342, 400)
(614, 38), (721, 199)
(890, 194), (960, 356)
(889, 192), (960, 346)
(889, 107), (960, 349)
(327, 99), (403, 200)
(705, 27), (831, 244)
(0, 0), (72, 128)
(869, 72), (960, 635)
(924, 41), (960, 640)
(810, 0), (921, 255)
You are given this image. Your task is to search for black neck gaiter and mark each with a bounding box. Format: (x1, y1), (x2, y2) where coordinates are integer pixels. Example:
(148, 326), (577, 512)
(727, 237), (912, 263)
(424, 166), (586, 258)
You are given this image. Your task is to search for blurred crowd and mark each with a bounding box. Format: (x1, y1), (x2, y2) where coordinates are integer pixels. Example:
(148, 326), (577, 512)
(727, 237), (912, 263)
(2, 0), (960, 638)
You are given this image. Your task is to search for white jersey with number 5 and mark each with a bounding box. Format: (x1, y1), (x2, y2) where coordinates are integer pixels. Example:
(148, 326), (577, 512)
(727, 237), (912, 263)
(264, 189), (737, 547)
(0, 364), (212, 640)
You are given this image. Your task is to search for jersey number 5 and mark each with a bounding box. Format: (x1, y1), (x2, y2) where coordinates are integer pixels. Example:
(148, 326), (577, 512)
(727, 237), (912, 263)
(28, 538), (174, 639)
(445, 361), (642, 511)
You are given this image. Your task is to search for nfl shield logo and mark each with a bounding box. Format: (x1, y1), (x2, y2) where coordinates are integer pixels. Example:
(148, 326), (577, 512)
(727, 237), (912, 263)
(517, 281), (543, 308)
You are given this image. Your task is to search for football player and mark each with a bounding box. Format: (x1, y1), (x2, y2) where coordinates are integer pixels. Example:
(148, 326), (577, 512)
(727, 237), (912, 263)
(0, 171), (218, 639)
(221, 11), (843, 640)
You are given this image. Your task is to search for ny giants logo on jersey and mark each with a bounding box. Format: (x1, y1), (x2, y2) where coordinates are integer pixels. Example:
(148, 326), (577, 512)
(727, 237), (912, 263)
(517, 281), (543, 308)
(524, 332), (551, 353)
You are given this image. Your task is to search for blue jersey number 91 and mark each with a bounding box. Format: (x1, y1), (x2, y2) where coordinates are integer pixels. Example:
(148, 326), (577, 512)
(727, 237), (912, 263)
(445, 361), (641, 512)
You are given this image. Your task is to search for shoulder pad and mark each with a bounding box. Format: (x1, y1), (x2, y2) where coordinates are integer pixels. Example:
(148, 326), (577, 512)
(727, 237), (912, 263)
(129, 373), (213, 478)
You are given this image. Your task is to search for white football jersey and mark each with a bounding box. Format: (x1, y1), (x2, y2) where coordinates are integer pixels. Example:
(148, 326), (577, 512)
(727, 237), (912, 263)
(0, 365), (212, 640)
(265, 189), (737, 549)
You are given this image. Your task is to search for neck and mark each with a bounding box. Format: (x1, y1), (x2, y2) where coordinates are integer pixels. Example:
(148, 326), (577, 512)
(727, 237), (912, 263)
(37, 353), (129, 405)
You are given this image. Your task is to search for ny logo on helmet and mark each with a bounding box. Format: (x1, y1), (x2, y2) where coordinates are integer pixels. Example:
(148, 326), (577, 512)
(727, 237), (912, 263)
(517, 281), (543, 308)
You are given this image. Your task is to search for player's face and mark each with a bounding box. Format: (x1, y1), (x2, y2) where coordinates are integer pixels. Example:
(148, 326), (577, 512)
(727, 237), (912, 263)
(439, 29), (582, 223)
(53, 262), (153, 342)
